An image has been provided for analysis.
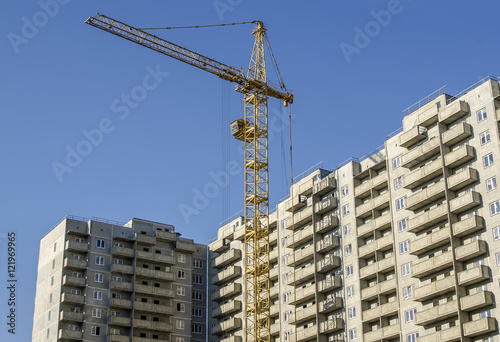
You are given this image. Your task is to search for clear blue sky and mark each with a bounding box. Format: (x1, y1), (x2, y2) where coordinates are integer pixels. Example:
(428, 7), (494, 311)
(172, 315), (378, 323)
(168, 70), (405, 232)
(1, 0), (499, 340)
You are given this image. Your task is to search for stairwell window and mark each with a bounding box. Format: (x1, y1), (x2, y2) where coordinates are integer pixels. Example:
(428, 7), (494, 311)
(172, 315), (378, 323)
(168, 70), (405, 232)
(342, 204), (350, 216)
(347, 285), (355, 298)
(486, 177), (497, 191)
(396, 196), (406, 211)
(96, 239), (105, 249)
(177, 253), (186, 263)
(402, 262), (411, 277)
(349, 328), (357, 341)
(345, 244), (352, 256)
(192, 324), (202, 334)
(399, 240), (410, 254)
(403, 285), (414, 299)
(394, 176), (403, 190)
(407, 332), (419, 342)
(344, 224), (351, 236)
(93, 291), (102, 300)
(346, 265), (354, 277)
(348, 306), (356, 319)
(342, 185), (349, 196)
(94, 273), (104, 283)
(477, 107), (487, 122)
(176, 320), (185, 330)
(489, 201), (500, 216)
(480, 130), (491, 145)
(405, 308), (417, 323)
(398, 218), (408, 232)
(493, 226), (500, 240)
(95, 256), (105, 266)
(393, 155), (401, 169)
(91, 326), (100, 336)
(92, 308), (101, 318)
(178, 271), (186, 279)
(483, 153), (494, 168)
(176, 303), (185, 312)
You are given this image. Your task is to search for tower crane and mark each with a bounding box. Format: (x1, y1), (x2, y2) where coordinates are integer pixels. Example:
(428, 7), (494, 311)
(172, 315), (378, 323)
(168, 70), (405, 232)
(85, 14), (293, 342)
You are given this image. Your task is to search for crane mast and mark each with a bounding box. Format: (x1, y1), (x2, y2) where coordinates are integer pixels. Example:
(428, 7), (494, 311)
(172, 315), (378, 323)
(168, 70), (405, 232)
(85, 14), (293, 342)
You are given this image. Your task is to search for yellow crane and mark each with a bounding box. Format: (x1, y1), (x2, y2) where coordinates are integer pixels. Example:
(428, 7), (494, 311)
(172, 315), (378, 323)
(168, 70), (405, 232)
(85, 14), (293, 342)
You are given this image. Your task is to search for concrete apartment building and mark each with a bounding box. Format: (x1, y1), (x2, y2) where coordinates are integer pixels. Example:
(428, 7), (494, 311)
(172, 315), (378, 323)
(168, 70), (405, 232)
(208, 77), (500, 342)
(32, 216), (207, 342)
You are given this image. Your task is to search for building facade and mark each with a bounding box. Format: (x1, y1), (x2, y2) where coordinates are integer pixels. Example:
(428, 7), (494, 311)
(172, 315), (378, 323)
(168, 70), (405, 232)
(208, 77), (500, 342)
(32, 217), (207, 342)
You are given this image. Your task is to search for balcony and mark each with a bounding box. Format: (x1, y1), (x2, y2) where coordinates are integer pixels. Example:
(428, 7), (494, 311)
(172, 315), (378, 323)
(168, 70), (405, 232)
(410, 227), (450, 256)
(316, 255), (341, 273)
(315, 215), (339, 233)
(447, 167), (478, 191)
(270, 323), (280, 336)
(362, 301), (398, 322)
(134, 302), (174, 315)
(461, 291), (494, 311)
(455, 240), (487, 261)
(291, 325), (317, 342)
(212, 282), (241, 301)
(291, 305), (317, 324)
(135, 284), (174, 298)
(212, 317), (242, 335)
(363, 324), (400, 342)
(360, 256), (395, 279)
(361, 278), (397, 301)
(298, 179), (314, 196)
(133, 319), (174, 332)
(270, 304), (279, 317)
(408, 205), (448, 233)
(294, 265), (315, 284)
(356, 199), (373, 219)
(136, 250), (175, 265)
(316, 234), (340, 253)
(65, 240), (88, 253)
(313, 177), (336, 195)
(414, 276), (455, 302)
(221, 337), (242, 342)
(63, 258), (87, 269)
(318, 276), (341, 293)
(110, 334), (130, 342)
(234, 227), (245, 241)
(212, 300), (242, 318)
(406, 181), (446, 211)
(290, 283), (317, 305)
(415, 102), (440, 127)
(211, 266), (242, 285)
(452, 215), (483, 237)
(62, 275), (85, 287)
(449, 191), (481, 214)
(111, 263), (134, 274)
(458, 265), (490, 286)
(371, 173), (388, 190)
(284, 195), (307, 212)
(288, 225), (314, 247)
(417, 326), (461, 342)
(412, 251), (453, 278)
(112, 246), (134, 258)
(111, 281), (133, 292)
(285, 206), (313, 229)
(439, 100), (468, 124)
(214, 249), (241, 269)
(444, 145), (475, 168)
(358, 234), (393, 259)
(110, 316), (132, 326)
(135, 268), (174, 282)
(399, 125), (427, 148)
(463, 317), (496, 337)
(402, 137), (441, 168)
(269, 229), (278, 244)
(110, 298), (132, 309)
(319, 297), (343, 314)
(136, 233), (156, 245)
(373, 193), (390, 211)
(58, 329), (82, 340)
(270, 266), (279, 280)
(211, 238), (230, 253)
(319, 318), (343, 334)
(415, 300), (458, 325)
(357, 214), (392, 238)
(155, 229), (176, 241)
(270, 285), (279, 299)
(132, 337), (169, 342)
(314, 196), (337, 215)
(442, 122), (472, 146)
(61, 293), (84, 305)
(59, 311), (84, 322)
(354, 180), (371, 198)
(175, 240), (196, 253)
(404, 159), (443, 190)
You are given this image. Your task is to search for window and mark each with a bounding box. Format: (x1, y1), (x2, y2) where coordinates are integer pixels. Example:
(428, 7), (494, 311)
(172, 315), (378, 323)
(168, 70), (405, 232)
(93, 291), (103, 300)
(94, 273), (104, 283)
(177, 254), (186, 263)
(176, 338), (185, 342)
(405, 308), (416, 323)
(398, 217), (408, 232)
(393, 156), (401, 169)
(394, 176), (403, 190)
(48, 311), (51, 320)
(407, 332), (419, 342)
(91, 326), (101, 336)
(480, 310), (491, 318)
(193, 259), (203, 268)
(345, 244), (352, 256)
(344, 224), (351, 236)
(92, 308), (101, 318)
(176, 320), (185, 330)
(95, 256), (105, 266)
(112, 276), (122, 282)
(72, 272), (83, 278)
(282, 254), (289, 265)
(53, 243), (57, 252)
(342, 185), (349, 196)
(342, 204), (350, 216)
(284, 310), (292, 322)
(349, 328), (357, 341)
(73, 254), (84, 260)
(71, 289), (82, 295)
(193, 291), (203, 301)
(284, 330), (292, 342)
(396, 196), (406, 211)
(400, 240), (410, 254)
(52, 259), (55, 269)
(114, 259), (123, 264)
(282, 237), (287, 247)
(192, 307), (203, 317)
(75, 238), (85, 243)
(176, 303), (185, 312)
(178, 271), (186, 279)
(480, 130), (491, 145)
(493, 226), (500, 240)
(110, 328), (120, 335)
(192, 324), (203, 334)
(403, 285), (414, 300)
(283, 291), (291, 303)
(477, 107), (487, 122)
(346, 265), (354, 277)
(348, 306), (356, 319)
(68, 325), (79, 331)
(51, 276), (54, 286)
(46, 329), (50, 338)
(486, 177), (497, 191)
(483, 153), (494, 168)
(402, 262), (411, 277)
(193, 275), (204, 285)
(96, 239), (105, 249)
(490, 201), (500, 216)
(347, 285), (355, 298)
(114, 242), (124, 247)
(177, 286), (185, 296)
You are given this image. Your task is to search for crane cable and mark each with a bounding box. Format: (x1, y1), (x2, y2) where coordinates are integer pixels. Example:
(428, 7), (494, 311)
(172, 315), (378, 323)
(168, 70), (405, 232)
(264, 33), (287, 92)
(139, 21), (257, 30)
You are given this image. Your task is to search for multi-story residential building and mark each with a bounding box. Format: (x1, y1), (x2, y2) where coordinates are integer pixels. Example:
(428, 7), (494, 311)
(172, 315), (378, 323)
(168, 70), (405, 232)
(32, 216), (207, 342)
(208, 76), (500, 342)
